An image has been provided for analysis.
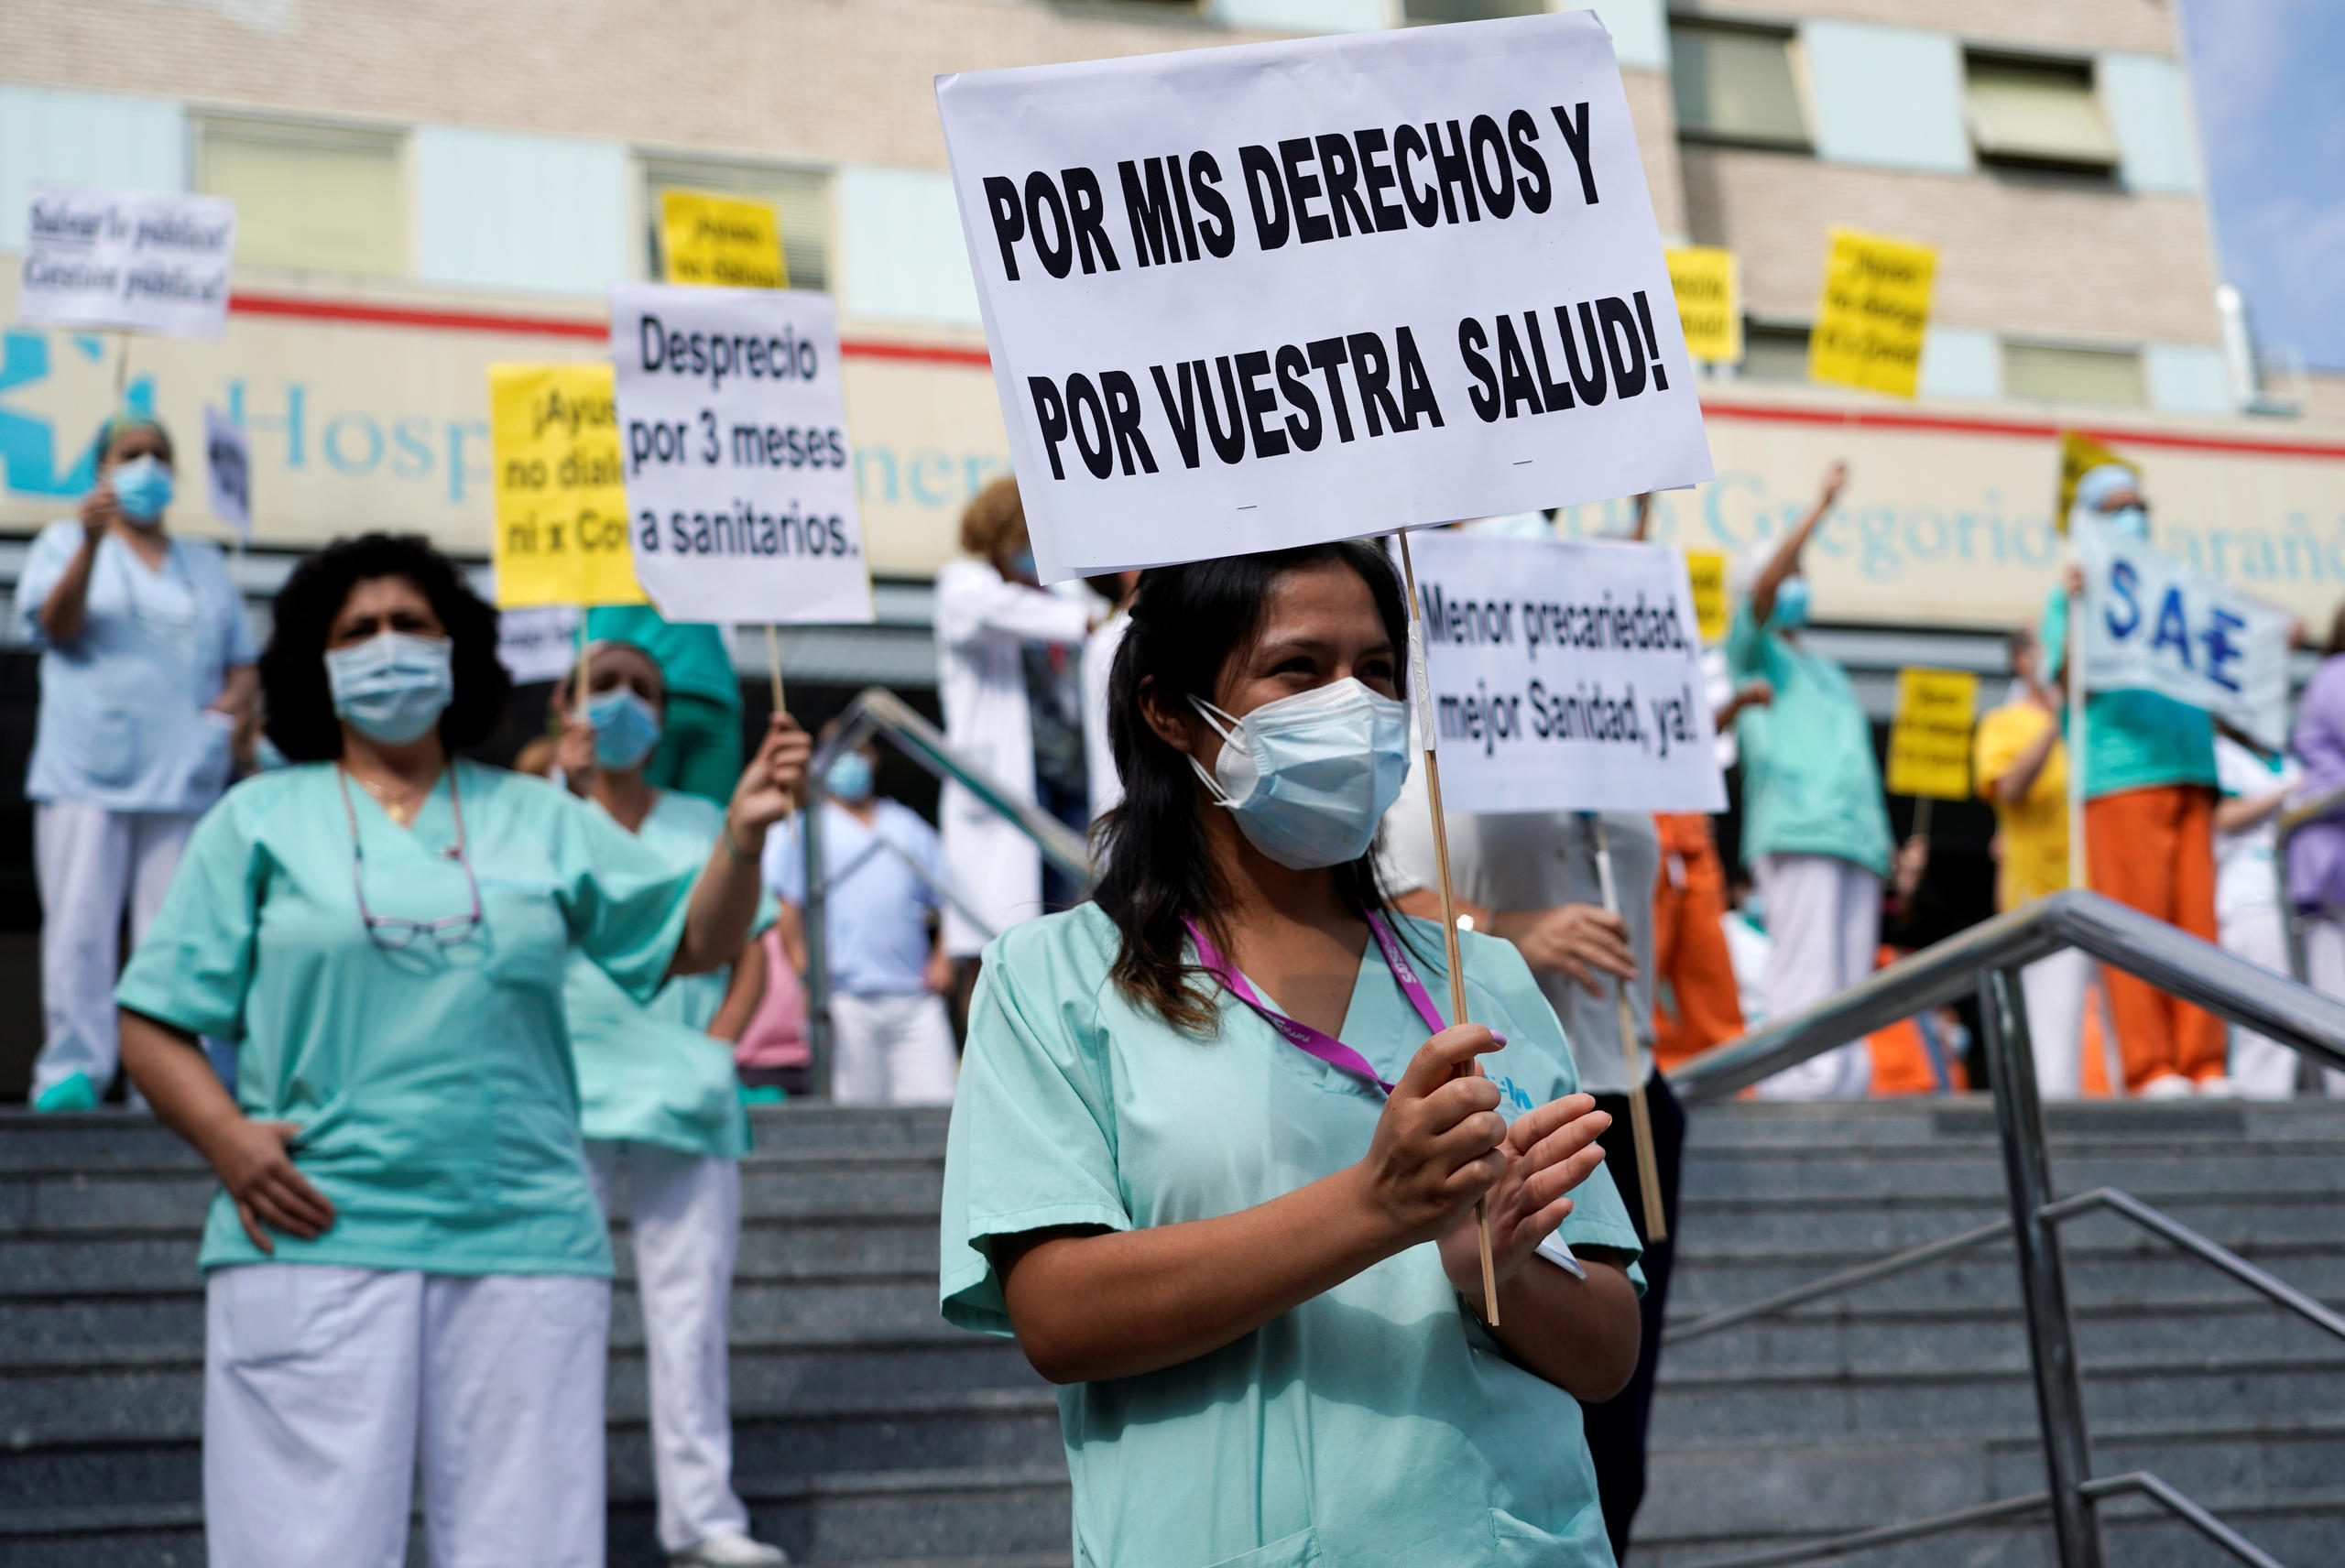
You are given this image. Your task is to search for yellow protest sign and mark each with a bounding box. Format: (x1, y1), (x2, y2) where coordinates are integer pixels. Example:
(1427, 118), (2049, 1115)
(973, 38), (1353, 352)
(1664, 246), (1741, 365)
(1684, 549), (1729, 642)
(1885, 667), (1979, 800)
(2056, 429), (2125, 533)
(660, 190), (786, 289)
(488, 363), (642, 609)
(1808, 227), (1937, 399)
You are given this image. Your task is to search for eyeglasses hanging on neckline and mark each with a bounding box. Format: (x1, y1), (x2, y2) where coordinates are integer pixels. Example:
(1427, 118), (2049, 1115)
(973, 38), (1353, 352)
(337, 763), (484, 951)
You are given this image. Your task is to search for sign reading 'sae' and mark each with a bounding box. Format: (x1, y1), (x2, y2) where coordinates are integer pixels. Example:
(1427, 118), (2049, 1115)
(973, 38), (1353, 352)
(608, 283), (874, 626)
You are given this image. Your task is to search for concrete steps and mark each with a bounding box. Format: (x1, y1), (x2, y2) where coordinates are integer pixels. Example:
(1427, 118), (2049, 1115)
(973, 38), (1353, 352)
(4, 1097), (2342, 1565)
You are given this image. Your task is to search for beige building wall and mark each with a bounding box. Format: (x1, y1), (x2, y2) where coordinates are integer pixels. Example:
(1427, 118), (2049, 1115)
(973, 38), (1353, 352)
(0, 0), (1289, 173)
(1680, 147), (2224, 345)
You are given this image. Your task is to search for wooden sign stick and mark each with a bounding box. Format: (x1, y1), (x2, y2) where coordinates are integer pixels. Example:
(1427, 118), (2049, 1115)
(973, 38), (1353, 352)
(1395, 530), (1500, 1326)
(1589, 815), (1668, 1241)
(765, 623), (787, 714)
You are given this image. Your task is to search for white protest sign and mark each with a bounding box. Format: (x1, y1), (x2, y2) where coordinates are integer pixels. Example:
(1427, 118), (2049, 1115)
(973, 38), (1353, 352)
(18, 186), (236, 338)
(494, 603), (585, 686)
(936, 12), (1711, 583)
(1403, 530), (1725, 812)
(203, 405), (251, 540)
(2076, 513), (2291, 748)
(608, 283), (874, 626)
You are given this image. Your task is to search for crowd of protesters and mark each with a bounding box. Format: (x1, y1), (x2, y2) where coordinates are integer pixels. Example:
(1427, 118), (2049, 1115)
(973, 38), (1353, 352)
(11, 414), (2345, 1567)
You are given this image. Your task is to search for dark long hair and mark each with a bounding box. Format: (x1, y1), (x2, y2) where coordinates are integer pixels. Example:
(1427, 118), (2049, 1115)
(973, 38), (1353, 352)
(1092, 540), (1412, 1031)
(260, 532), (509, 762)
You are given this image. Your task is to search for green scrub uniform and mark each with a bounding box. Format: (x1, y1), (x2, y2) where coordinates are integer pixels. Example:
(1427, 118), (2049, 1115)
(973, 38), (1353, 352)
(1727, 603), (1892, 877)
(115, 761), (694, 1277)
(2040, 589), (2218, 800)
(942, 904), (1644, 1568)
(567, 789), (764, 1159)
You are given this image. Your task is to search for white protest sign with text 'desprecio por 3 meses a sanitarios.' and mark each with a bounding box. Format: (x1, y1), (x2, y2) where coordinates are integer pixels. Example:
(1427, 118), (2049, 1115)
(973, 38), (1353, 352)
(2076, 513), (2292, 748)
(1402, 531), (1726, 814)
(18, 186), (237, 338)
(935, 12), (1714, 583)
(609, 283), (875, 626)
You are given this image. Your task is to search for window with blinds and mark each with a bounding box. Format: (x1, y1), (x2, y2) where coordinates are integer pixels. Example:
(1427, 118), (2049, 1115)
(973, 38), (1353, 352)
(2002, 343), (2146, 407)
(1405, 0), (1546, 22)
(198, 118), (406, 276)
(1964, 56), (2120, 172)
(642, 158), (830, 291)
(1737, 322), (1814, 384)
(1671, 21), (1809, 149)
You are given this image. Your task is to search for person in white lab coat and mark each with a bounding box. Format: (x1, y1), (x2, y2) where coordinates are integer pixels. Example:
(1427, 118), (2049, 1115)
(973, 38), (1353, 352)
(1082, 570), (1141, 824)
(934, 478), (1094, 971)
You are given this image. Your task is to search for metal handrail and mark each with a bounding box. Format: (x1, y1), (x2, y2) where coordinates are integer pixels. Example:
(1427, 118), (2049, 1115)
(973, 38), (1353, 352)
(1657, 888), (2345, 1567)
(795, 687), (1095, 1095)
(1669, 888), (2345, 1105)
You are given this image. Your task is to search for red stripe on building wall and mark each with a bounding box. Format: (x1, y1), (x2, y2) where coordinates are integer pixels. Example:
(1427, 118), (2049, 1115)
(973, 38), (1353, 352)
(1696, 397), (2345, 462)
(224, 291), (2344, 459)
(226, 289), (994, 369)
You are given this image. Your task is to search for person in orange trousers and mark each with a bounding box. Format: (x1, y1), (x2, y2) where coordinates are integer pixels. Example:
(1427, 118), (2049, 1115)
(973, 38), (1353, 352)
(2047, 463), (2230, 1096)
(1651, 812), (1746, 1071)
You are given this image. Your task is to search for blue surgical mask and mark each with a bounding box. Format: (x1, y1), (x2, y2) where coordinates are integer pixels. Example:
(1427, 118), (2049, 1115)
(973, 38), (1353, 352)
(584, 688), (662, 769)
(324, 632), (454, 745)
(1190, 678), (1410, 870)
(1769, 577), (1811, 633)
(109, 455), (174, 525)
(826, 751), (876, 802)
(2104, 505), (2149, 539)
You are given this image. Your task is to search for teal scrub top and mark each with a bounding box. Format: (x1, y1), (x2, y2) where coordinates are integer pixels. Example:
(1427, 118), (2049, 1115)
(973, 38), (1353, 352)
(568, 789), (766, 1159)
(1727, 603), (1892, 877)
(584, 605), (742, 712)
(16, 520), (257, 812)
(2041, 589), (2218, 800)
(115, 760), (694, 1277)
(942, 903), (1644, 1568)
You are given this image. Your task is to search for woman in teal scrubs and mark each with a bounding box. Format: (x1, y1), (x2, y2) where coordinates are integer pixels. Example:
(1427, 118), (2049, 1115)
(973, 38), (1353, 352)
(114, 534), (809, 1568)
(942, 541), (1645, 1568)
(551, 637), (788, 1568)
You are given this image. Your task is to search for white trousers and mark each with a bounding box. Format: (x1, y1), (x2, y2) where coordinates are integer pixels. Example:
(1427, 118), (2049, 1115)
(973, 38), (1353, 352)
(2297, 920), (2345, 1096)
(1751, 854), (1881, 1100)
(832, 991), (959, 1105)
(2019, 947), (2093, 1101)
(203, 1264), (608, 1568)
(31, 800), (196, 1101)
(587, 1142), (749, 1554)
(2220, 899), (2304, 1098)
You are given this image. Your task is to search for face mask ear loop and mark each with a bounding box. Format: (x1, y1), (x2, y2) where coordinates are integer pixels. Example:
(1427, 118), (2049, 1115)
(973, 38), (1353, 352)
(1185, 694), (1241, 808)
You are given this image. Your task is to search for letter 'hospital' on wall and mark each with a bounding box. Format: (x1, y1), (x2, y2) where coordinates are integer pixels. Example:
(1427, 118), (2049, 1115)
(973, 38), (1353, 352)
(937, 12), (1715, 583)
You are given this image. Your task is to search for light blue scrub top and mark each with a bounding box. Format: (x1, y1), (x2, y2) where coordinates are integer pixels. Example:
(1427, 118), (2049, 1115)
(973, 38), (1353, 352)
(764, 799), (943, 996)
(1727, 602), (1892, 877)
(569, 789), (765, 1159)
(16, 519), (256, 812)
(942, 904), (1644, 1568)
(2040, 588), (2218, 800)
(115, 761), (694, 1277)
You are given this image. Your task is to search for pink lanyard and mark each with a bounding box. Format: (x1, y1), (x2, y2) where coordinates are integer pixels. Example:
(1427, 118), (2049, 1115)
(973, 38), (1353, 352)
(1183, 912), (1445, 1097)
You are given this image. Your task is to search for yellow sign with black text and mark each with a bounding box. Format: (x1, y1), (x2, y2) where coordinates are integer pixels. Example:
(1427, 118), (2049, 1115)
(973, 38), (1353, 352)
(1809, 228), (1937, 399)
(1886, 667), (1979, 800)
(660, 191), (786, 289)
(487, 363), (643, 608)
(1684, 549), (1729, 642)
(1664, 246), (1741, 365)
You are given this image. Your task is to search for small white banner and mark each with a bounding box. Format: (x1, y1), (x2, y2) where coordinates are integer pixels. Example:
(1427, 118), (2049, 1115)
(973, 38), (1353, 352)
(609, 283), (875, 626)
(494, 603), (584, 687)
(203, 405), (251, 540)
(1402, 530), (1725, 813)
(2077, 514), (2291, 748)
(18, 185), (236, 338)
(935, 11), (1712, 583)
